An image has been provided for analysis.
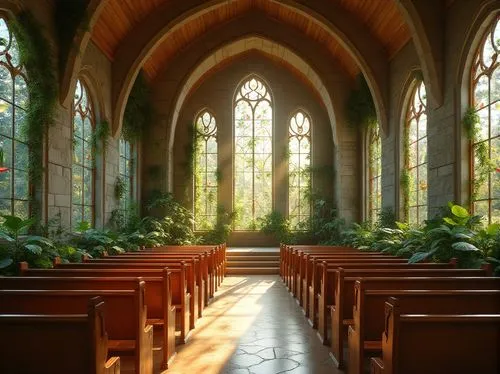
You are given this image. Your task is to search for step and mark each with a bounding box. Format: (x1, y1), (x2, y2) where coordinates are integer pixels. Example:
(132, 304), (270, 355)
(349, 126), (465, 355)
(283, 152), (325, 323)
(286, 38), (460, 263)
(226, 261), (279, 268)
(226, 267), (280, 275)
(227, 251), (279, 257)
(226, 256), (280, 261)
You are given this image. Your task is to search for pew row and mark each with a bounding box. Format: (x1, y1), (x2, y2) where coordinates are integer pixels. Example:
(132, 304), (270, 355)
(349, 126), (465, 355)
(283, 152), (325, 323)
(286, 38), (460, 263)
(0, 274), (177, 369)
(0, 297), (120, 374)
(0, 282), (152, 374)
(370, 298), (500, 374)
(328, 267), (491, 368)
(19, 265), (191, 345)
(348, 278), (500, 374)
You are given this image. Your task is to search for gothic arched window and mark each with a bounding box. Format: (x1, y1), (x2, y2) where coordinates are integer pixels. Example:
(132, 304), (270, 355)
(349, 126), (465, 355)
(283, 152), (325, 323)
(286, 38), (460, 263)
(405, 81), (428, 225)
(0, 17), (30, 219)
(234, 76), (273, 230)
(288, 110), (311, 230)
(194, 110), (218, 230)
(368, 125), (382, 222)
(471, 16), (499, 224)
(72, 79), (95, 228)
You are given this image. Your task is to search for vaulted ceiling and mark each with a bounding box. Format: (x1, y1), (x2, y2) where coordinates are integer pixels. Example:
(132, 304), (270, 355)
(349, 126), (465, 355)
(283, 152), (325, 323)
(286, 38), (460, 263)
(91, 0), (411, 79)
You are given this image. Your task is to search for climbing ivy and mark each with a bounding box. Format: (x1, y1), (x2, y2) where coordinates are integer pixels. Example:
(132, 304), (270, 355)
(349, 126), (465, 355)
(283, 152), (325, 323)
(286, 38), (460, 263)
(462, 106), (494, 202)
(346, 74), (377, 129)
(123, 71), (153, 142)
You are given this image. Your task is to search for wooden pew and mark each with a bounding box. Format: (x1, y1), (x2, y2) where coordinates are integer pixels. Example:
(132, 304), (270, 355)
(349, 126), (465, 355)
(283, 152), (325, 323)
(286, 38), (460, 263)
(328, 267), (491, 368)
(0, 274), (176, 369)
(19, 265), (191, 345)
(370, 298), (500, 374)
(0, 282), (152, 374)
(348, 278), (500, 374)
(106, 252), (210, 307)
(314, 261), (454, 333)
(0, 297), (120, 374)
(55, 260), (198, 331)
(84, 255), (206, 319)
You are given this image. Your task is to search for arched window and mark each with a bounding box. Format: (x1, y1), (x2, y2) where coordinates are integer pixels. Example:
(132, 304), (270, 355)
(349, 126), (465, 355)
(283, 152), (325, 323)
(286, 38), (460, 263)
(368, 125), (382, 222)
(0, 17), (30, 219)
(72, 79), (95, 228)
(194, 110), (217, 230)
(405, 81), (428, 225)
(471, 16), (499, 224)
(119, 137), (133, 215)
(234, 76), (273, 230)
(289, 110), (311, 230)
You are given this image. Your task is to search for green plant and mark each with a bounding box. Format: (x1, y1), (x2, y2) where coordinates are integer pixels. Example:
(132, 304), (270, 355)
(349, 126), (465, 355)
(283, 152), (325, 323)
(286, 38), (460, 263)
(400, 169), (410, 220)
(11, 11), (58, 221)
(346, 74), (377, 129)
(259, 211), (293, 244)
(472, 223), (500, 275)
(199, 206), (235, 244)
(463, 106), (495, 202)
(0, 215), (57, 274)
(123, 71), (153, 142)
(114, 176), (126, 200)
(406, 204), (483, 267)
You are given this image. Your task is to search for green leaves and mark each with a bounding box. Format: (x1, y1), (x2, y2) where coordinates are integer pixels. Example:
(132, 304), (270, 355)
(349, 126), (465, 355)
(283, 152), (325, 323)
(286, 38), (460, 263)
(0, 258), (13, 269)
(2, 215), (36, 235)
(451, 205), (469, 219)
(451, 242), (480, 252)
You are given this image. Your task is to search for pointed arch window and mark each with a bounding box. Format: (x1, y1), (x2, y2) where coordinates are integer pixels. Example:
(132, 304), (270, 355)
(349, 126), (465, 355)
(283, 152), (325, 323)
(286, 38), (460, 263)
(194, 110), (218, 230)
(471, 16), (499, 224)
(0, 17), (30, 219)
(368, 125), (382, 222)
(72, 79), (95, 228)
(405, 81), (428, 225)
(119, 137), (133, 215)
(289, 110), (311, 230)
(234, 76), (273, 230)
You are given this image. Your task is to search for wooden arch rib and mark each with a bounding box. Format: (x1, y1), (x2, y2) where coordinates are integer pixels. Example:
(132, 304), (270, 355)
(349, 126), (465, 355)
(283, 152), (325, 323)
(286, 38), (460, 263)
(109, 0), (390, 137)
(59, 0), (107, 107)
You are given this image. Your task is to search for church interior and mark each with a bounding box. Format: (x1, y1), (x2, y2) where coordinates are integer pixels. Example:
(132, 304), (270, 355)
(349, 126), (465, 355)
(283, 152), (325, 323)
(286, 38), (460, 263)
(0, 0), (499, 373)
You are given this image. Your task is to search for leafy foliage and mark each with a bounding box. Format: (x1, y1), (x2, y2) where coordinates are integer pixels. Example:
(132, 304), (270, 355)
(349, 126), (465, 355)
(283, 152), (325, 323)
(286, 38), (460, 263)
(123, 71), (152, 142)
(346, 74), (377, 129)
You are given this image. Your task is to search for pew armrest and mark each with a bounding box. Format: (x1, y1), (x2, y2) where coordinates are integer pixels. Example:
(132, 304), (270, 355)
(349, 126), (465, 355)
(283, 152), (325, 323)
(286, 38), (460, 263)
(370, 357), (384, 374)
(104, 356), (121, 374)
(140, 324), (154, 374)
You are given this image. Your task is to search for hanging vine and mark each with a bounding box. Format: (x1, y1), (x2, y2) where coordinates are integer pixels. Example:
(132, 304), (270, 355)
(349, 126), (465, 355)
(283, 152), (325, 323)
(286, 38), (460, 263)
(400, 117), (411, 219)
(463, 106), (494, 202)
(123, 71), (153, 142)
(11, 11), (58, 219)
(346, 74), (377, 129)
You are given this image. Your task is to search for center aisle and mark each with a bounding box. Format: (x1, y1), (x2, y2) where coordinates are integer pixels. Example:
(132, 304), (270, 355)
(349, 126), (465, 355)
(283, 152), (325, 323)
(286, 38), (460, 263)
(164, 275), (343, 374)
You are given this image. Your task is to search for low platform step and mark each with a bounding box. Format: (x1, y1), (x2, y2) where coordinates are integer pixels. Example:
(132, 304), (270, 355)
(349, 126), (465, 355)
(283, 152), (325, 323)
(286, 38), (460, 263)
(226, 267), (279, 275)
(226, 260), (279, 268)
(226, 255), (280, 261)
(227, 251), (279, 257)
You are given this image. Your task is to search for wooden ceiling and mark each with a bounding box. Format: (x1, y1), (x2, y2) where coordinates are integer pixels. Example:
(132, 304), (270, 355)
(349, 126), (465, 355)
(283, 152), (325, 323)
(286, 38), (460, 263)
(91, 0), (411, 78)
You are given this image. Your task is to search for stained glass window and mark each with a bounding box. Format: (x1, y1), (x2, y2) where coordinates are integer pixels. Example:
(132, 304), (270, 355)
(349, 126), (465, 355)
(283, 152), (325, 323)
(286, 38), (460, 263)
(194, 110), (217, 230)
(289, 110), (311, 230)
(406, 81), (428, 225)
(119, 137), (133, 214)
(72, 79), (94, 228)
(471, 16), (500, 224)
(368, 125), (382, 222)
(234, 77), (273, 230)
(0, 17), (30, 219)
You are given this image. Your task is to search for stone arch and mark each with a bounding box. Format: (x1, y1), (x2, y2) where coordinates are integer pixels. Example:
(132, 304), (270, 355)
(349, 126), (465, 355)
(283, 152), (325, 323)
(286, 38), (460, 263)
(59, 0), (107, 108)
(110, 0), (389, 138)
(166, 36), (340, 190)
(395, 0), (444, 109)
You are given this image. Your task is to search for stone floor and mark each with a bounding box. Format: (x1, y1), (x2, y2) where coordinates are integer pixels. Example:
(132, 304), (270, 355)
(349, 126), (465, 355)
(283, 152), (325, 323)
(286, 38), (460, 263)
(159, 275), (343, 374)
(227, 247), (280, 253)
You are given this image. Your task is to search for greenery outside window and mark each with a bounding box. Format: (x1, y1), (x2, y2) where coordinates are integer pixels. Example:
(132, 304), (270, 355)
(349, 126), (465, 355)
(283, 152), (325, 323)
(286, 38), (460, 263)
(0, 17), (30, 219)
(368, 125), (381, 222)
